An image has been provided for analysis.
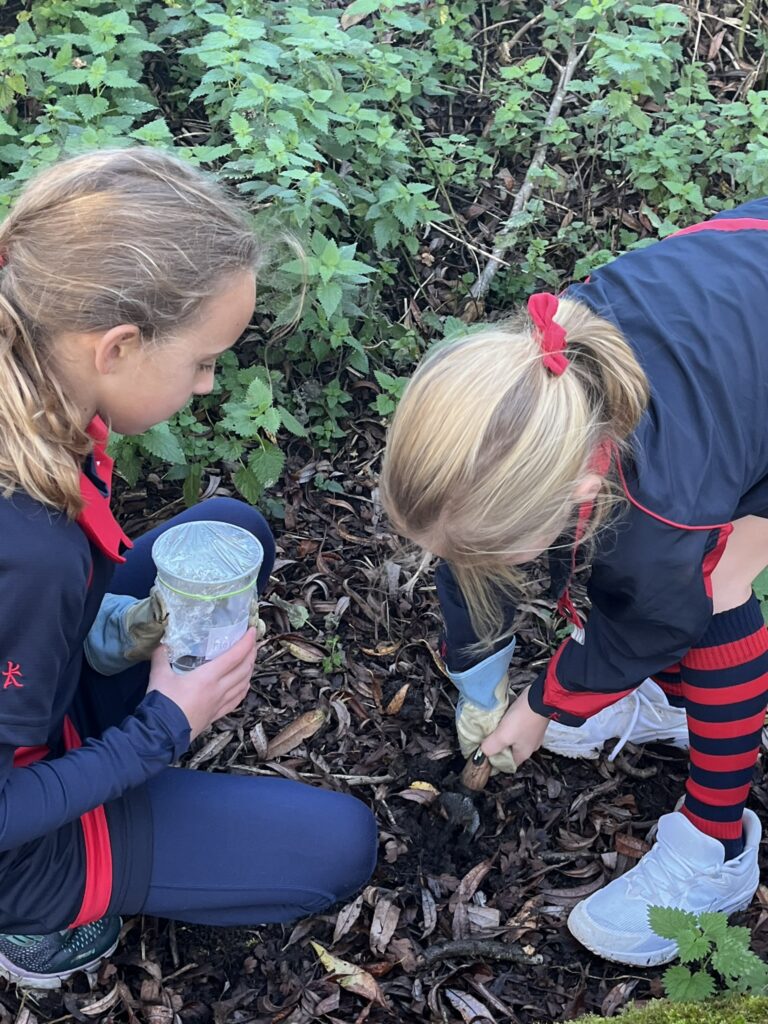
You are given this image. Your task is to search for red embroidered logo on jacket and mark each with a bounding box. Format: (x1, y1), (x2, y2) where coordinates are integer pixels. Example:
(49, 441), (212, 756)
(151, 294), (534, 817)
(2, 661), (23, 689)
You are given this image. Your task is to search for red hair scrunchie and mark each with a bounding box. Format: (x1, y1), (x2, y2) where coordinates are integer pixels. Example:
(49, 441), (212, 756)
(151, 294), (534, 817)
(527, 291), (569, 376)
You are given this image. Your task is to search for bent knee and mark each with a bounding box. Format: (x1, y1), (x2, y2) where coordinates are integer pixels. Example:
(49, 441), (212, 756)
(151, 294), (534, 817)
(711, 516), (768, 614)
(319, 794), (378, 900)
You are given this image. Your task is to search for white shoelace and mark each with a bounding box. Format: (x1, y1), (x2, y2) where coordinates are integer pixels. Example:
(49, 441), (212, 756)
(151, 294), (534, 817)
(625, 839), (698, 900)
(608, 688), (666, 763)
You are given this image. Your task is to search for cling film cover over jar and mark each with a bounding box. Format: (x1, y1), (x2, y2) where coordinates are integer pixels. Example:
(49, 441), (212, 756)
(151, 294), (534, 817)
(151, 520), (264, 673)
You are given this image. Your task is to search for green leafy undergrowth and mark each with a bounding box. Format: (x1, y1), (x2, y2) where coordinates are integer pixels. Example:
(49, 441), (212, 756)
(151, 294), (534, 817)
(3, 1), (768, 499)
(648, 907), (768, 1002)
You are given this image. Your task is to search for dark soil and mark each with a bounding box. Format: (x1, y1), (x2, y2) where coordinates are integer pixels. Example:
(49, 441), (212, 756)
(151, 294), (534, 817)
(4, 415), (766, 1024)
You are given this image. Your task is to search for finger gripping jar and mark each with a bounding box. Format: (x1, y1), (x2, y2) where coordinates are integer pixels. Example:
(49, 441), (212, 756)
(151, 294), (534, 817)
(151, 520), (264, 673)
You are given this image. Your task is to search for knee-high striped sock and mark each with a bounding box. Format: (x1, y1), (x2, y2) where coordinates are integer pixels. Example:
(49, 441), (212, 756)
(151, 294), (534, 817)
(679, 594), (768, 860)
(652, 662), (685, 708)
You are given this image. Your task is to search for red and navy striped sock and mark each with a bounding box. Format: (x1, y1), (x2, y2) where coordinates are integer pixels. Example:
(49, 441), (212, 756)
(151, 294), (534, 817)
(679, 594), (768, 861)
(651, 662), (685, 708)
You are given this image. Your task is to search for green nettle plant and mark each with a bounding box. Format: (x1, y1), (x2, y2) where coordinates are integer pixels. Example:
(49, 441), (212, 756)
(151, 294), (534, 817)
(0, 0), (767, 508)
(649, 907), (768, 1002)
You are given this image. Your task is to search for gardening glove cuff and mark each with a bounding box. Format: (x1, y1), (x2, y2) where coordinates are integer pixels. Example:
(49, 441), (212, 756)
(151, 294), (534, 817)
(447, 636), (517, 710)
(122, 586), (168, 662)
(85, 593), (147, 676)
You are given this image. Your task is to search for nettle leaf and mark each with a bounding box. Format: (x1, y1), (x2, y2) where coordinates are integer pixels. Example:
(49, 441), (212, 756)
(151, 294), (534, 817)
(73, 94), (110, 122)
(648, 905), (698, 941)
(219, 405), (262, 438)
(182, 463), (203, 507)
(249, 444), (285, 488)
(139, 422), (186, 465)
(711, 930), (760, 981)
(111, 440), (141, 487)
(0, 114), (17, 137)
(343, 0), (382, 17)
(662, 965), (715, 1003)
(675, 928), (712, 964)
(233, 464), (263, 505)
(698, 911), (730, 944)
(245, 375), (272, 412)
(278, 406), (307, 437)
(317, 280), (343, 318)
(130, 118), (173, 144)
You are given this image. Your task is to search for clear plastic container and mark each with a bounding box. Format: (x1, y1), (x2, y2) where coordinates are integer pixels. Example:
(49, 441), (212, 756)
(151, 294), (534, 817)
(151, 521), (264, 673)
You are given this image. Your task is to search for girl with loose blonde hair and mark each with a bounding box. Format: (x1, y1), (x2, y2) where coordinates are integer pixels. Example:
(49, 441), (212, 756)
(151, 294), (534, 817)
(0, 148), (375, 988)
(381, 199), (768, 968)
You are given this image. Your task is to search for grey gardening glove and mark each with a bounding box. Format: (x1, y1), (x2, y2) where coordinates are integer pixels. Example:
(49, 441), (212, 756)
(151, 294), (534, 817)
(122, 585), (169, 662)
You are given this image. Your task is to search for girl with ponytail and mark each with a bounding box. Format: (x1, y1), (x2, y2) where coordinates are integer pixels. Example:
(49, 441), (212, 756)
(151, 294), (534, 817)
(381, 198), (768, 968)
(0, 148), (375, 989)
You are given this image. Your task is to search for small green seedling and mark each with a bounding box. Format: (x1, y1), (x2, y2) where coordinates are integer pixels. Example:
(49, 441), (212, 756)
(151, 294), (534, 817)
(649, 906), (768, 1002)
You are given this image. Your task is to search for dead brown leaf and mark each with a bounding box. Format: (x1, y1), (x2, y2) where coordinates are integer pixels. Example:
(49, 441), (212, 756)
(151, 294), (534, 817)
(384, 682), (409, 715)
(369, 897), (400, 955)
(444, 989), (496, 1023)
(266, 708), (326, 758)
(310, 942), (386, 1005)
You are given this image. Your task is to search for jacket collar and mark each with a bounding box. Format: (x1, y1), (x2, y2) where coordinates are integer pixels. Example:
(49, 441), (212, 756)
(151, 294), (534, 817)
(76, 416), (133, 564)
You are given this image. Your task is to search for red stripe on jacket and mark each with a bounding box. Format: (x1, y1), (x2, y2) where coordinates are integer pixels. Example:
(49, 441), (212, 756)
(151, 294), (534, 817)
(13, 719), (113, 928)
(542, 641), (634, 719)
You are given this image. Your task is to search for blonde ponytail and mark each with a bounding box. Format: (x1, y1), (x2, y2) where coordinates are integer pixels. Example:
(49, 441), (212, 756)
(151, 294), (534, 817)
(379, 296), (650, 647)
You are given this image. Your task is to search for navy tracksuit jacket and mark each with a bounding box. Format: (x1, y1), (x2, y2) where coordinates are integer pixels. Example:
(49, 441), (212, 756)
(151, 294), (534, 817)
(439, 199), (768, 725)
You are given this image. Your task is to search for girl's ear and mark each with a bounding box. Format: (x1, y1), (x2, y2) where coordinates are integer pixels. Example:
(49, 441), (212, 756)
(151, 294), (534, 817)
(574, 472), (603, 504)
(92, 325), (142, 376)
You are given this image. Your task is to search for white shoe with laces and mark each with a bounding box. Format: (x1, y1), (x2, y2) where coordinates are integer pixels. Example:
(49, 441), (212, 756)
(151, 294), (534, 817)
(541, 677), (688, 761)
(567, 809), (761, 966)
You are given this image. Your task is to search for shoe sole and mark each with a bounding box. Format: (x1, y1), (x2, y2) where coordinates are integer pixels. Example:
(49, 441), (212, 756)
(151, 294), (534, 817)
(0, 936), (119, 991)
(567, 895), (755, 967)
(543, 734), (688, 761)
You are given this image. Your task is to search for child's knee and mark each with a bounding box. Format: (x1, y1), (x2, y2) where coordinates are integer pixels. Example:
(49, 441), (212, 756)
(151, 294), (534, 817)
(204, 497), (276, 583)
(325, 795), (378, 898)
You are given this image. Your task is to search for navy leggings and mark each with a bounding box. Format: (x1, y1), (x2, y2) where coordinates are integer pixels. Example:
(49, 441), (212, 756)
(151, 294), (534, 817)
(82, 499), (377, 926)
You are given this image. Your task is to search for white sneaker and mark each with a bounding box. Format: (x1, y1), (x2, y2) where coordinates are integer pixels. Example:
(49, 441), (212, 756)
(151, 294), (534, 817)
(567, 809), (761, 966)
(541, 678), (688, 761)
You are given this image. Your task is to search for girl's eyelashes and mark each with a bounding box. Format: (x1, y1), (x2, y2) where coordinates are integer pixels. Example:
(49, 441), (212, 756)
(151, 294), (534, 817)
(197, 362), (216, 373)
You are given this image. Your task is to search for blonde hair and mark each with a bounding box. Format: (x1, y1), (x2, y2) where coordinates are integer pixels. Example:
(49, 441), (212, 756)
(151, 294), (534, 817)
(0, 147), (261, 517)
(379, 296), (650, 647)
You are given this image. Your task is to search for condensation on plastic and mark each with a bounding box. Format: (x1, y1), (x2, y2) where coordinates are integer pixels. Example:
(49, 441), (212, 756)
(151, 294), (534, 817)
(151, 521), (263, 673)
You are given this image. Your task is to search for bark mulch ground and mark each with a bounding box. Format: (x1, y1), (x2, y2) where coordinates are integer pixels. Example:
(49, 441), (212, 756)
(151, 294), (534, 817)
(5, 418), (767, 1024)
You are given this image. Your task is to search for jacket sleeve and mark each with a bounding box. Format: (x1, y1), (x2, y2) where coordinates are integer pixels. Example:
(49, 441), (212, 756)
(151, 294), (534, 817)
(0, 508), (191, 849)
(0, 691), (189, 851)
(435, 561), (518, 707)
(528, 511), (718, 725)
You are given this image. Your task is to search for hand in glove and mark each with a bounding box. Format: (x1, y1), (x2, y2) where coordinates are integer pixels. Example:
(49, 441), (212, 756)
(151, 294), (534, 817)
(124, 589), (266, 662)
(122, 586), (169, 662)
(447, 637), (518, 774)
(456, 675), (517, 774)
(481, 684), (548, 770)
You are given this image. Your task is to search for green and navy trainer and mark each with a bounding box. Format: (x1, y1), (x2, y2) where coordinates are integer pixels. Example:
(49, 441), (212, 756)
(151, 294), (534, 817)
(0, 916), (121, 989)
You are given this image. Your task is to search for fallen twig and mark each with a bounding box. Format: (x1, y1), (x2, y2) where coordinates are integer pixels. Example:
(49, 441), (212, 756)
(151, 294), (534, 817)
(469, 38), (591, 303)
(235, 765), (394, 787)
(419, 939), (544, 967)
